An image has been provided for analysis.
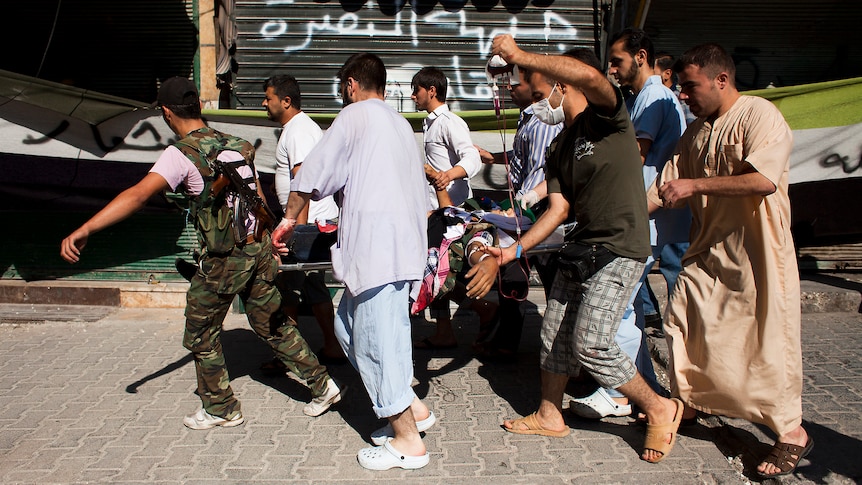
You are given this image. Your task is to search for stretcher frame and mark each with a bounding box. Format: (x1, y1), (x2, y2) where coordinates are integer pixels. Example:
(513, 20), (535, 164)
(277, 242), (564, 272)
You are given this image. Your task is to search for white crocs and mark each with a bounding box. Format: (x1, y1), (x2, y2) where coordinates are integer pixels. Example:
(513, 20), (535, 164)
(357, 439), (430, 470)
(370, 411), (436, 446)
(569, 387), (632, 419)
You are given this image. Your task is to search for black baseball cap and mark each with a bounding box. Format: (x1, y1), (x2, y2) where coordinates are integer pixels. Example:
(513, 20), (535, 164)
(156, 77), (200, 106)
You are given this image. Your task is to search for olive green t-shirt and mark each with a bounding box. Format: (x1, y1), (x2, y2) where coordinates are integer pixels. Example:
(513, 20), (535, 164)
(545, 90), (651, 259)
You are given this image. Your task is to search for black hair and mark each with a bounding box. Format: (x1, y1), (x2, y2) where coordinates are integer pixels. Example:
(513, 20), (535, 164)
(561, 47), (603, 74)
(263, 74), (302, 110)
(609, 28), (655, 67)
(165, 103), (202, 119)
(411, 67), (448, 102)
(654, 52), (677, 85)
(338, 53), (387, 94)
(654, 52), (675, 72)
(673, 43), (736, 84)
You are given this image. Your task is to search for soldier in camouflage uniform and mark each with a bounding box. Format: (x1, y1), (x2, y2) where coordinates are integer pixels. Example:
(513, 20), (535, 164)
(61, 77), (343, 430)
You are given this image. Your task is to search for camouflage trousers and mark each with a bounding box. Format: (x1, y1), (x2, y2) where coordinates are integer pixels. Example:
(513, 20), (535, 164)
(183, 236), (329, 419)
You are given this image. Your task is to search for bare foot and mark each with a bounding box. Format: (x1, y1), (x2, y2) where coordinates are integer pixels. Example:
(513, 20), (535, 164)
(389, 435), (427, 456)
(409, 397), (432, 423)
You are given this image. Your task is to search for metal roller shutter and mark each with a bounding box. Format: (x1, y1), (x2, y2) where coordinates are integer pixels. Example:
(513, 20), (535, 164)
(3, 0), (199, 104)
(232, 0), (608, 113)
(638, 0), (862, 90)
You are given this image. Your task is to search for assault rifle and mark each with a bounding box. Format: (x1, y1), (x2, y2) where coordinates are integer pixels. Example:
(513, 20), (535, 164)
(210, 158), (277, 239)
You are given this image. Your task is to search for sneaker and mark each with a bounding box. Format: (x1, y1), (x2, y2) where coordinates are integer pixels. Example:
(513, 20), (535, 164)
(569, 387), (632, 419)
(303, 378), (344, 417)
(183, 408), (244, 430)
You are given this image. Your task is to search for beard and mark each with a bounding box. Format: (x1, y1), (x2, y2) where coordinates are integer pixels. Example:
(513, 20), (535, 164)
(341, 85), (353, 107)
(618, 63), (639, 89)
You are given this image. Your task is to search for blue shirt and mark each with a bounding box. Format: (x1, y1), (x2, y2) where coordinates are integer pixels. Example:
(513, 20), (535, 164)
(626, 75), (690, 245)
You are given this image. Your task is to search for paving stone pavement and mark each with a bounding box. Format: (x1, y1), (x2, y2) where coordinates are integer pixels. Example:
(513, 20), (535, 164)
(0, 278), (860, 484)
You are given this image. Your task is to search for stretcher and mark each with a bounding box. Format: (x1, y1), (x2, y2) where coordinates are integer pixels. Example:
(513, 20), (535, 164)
(277, 225), (565, 272)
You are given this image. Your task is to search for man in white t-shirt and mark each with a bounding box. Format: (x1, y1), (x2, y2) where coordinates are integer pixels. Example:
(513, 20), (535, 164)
(263, 75), (345, 364)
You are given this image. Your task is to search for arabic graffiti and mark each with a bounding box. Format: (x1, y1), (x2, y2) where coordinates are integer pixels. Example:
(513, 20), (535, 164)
(821, 149), (862, 174)
(260, 10), (578, 55)
(16, 119), (263, 156)
(255, 4), (581, 106)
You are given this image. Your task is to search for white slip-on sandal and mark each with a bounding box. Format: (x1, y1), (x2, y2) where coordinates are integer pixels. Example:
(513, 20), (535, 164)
(370, 411), (436, 446)
(569, 387), (632, 419)
(357, 439), (430, 470)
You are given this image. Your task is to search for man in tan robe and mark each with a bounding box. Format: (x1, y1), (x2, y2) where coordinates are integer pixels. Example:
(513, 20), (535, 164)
(647, 43), (810, 478)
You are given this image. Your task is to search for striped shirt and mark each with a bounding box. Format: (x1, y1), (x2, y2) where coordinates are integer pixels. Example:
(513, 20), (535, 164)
(509, 106), (564, 196)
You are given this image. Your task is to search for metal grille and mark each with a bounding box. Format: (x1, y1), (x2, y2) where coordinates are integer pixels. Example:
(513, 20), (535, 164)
(640, 0), (862, 90)
(233, 0), (606, 113)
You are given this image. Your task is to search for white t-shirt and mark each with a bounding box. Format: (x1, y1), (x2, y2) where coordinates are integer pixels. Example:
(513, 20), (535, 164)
(275, 112), (339, 223)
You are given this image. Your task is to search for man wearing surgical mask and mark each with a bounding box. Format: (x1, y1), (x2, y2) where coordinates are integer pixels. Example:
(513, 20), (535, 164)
(473, 67), (564, 359)
(569, 27), (689, 420)
(489, 35), (684, 464)
(531, 82), (566, 125)
(477, 68), (562, 206)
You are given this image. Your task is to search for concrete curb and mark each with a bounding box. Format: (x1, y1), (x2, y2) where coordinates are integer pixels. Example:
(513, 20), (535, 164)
(0, 270), (859, 314)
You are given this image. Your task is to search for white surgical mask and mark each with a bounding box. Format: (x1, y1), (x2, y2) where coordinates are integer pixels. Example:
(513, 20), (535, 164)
(531, 85), (565, 125)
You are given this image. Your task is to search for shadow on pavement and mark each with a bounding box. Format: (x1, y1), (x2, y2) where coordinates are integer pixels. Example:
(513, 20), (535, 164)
(125, 353), (193, 394)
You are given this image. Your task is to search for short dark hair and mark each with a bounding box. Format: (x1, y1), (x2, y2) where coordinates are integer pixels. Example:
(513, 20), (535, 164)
(674, 43), (736, 84)
(166, 103), (202, 119)
(654, 52), (675, 72)
(561, 47), (603, 74)
(338, 53), (386, 94)
(263, 75), (302, 110)
(609, 28), (655, 67)
(654, 52), (677, 85)
(411, 67), (448, 102)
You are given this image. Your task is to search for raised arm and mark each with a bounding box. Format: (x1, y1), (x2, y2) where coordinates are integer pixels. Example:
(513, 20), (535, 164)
(491, 34), (618, 114)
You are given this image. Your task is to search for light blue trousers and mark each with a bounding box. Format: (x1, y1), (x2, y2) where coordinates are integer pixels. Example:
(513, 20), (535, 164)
(335, 281), (417, 418)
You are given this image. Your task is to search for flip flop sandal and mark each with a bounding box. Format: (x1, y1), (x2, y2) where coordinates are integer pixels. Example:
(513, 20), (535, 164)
(357, 439), (430, 470)
(757, 438), (814, 478)
(503, 412), (571, 437)
(635, 412), (698, 427)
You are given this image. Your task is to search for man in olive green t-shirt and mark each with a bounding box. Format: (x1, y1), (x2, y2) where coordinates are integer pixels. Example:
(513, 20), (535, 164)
(488, 35), (685, 464)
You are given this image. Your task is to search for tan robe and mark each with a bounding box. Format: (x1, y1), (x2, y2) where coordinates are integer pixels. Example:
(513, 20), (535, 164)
(647, 95), (802, 436)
